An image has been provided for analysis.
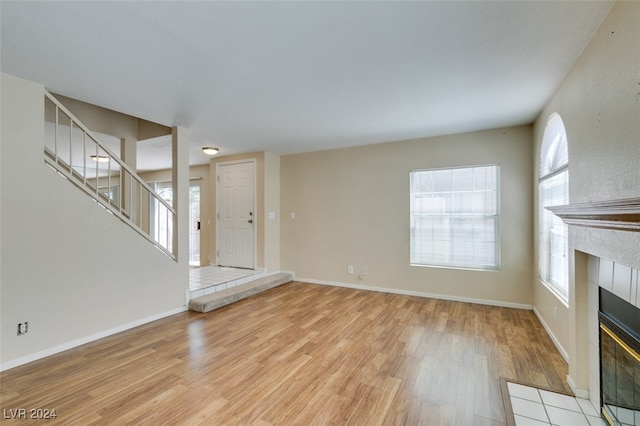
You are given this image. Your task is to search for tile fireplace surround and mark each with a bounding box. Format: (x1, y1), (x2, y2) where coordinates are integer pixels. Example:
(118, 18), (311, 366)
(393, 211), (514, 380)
(550, 197), (640, 426)
(587, 256), (639, 424)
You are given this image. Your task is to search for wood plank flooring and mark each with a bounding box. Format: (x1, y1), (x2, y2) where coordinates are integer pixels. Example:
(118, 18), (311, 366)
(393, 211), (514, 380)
(0, 282), (570, 425)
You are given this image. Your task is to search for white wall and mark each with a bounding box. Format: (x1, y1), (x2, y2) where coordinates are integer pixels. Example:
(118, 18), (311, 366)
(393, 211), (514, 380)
(532, 0), (640, 394)
(281, 125), (534, 307)
(0, 73), (188, 369)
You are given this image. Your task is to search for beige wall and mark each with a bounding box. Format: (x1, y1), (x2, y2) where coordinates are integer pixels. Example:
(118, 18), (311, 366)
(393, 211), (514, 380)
(49, 94), (172, 172)
(264, 152), (281, 272)
(49, 93), (140, 171)
(51, 93), (139, 143)
(52, 94), (172, 143)
(532, 1), (640, 392)
(139, 164), (212, 267)
(281, 125), (534, 306)
(0, 73), (188, 369)
(138, 118), (171, 141)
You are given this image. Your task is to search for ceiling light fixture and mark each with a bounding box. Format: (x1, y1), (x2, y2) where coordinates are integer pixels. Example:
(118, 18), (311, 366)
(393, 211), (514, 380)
(90, 155), (109, 163)
(202, 147), (219, 156)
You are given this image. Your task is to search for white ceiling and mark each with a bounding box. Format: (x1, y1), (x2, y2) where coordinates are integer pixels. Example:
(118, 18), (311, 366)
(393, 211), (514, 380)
(1, 1), (614, 170)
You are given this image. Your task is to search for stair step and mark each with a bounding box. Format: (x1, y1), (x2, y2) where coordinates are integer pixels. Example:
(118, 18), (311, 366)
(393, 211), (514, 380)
(189, 272), (293, 313)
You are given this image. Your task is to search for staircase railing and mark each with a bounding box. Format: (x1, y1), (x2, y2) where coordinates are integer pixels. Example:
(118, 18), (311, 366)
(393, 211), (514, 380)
(44, 91), (176, 260)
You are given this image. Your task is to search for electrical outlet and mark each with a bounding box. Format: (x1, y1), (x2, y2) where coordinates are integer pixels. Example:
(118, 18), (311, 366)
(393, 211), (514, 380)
(17, 322), (28, 336)
(348, 265), (354, 274)
(361, 267), (367, 276)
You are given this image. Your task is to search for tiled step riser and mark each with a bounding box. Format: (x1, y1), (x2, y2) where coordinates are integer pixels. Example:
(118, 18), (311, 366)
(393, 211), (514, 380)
(189, 273), (293, 313)
(189, 271), (269, 300)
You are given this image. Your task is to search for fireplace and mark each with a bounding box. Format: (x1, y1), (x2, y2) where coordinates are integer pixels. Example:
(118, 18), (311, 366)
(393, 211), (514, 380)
(599, 287), (640, 426)
(548, 197), (640, 425)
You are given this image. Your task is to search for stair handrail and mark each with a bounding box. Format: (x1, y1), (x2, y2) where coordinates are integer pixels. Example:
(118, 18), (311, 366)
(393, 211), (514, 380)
(44, 91), (176, 260)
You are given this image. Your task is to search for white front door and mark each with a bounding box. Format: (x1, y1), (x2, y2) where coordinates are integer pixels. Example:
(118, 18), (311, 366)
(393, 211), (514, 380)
(217, 161), (255, 269)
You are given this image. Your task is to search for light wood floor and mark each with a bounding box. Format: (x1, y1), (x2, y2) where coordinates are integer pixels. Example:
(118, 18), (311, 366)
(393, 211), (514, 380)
(0, 282), (570, 425)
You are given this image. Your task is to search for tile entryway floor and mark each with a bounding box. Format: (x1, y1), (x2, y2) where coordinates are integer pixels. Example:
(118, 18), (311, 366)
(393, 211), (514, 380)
(188, 266), (268, 299)
(506, 381), (606, 426)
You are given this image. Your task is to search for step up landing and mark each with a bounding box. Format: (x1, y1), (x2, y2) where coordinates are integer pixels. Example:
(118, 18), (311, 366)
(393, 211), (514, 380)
(189, 272), (293, 313)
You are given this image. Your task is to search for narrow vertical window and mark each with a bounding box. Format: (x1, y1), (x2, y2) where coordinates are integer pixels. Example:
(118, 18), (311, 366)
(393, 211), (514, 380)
(151, 181), (174, 251)
(189, 183), (201, 266)
(539, 113), (569, 303)
(410, 164), (499, 270)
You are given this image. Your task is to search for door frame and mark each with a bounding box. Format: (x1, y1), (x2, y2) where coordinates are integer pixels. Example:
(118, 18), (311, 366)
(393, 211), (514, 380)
(215, 159), (257, 269)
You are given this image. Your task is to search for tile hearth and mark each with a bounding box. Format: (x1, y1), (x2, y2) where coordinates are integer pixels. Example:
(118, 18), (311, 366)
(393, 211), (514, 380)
(505, 381), (606, 426)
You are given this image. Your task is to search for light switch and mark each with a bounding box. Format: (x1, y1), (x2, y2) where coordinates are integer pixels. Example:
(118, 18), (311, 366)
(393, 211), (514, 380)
(268, 212), (276, 220)
(290, 212), (296, 219)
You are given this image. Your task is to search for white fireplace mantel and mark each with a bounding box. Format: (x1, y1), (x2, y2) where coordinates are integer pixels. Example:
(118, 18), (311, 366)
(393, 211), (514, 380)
(547, 197), (640, 232)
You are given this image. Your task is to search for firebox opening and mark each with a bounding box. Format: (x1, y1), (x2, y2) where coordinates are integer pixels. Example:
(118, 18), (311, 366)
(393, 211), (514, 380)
(599, 287), (640, 426)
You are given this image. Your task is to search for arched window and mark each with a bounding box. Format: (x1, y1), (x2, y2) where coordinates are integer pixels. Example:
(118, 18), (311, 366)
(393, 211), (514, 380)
(539, 113), (569, 303)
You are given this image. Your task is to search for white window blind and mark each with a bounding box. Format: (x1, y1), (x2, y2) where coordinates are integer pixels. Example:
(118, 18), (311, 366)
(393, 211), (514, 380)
(539, 170), (569, 301)
(410, 165), (499, 270)
(539, 113), (569, 303)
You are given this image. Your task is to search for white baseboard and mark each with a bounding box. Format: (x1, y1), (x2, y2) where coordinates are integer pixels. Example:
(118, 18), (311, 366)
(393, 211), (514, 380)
(296, 277), (532, 310)
(567, 375), (590, 399)
(532, 306), (570, 363)
(0, 306), (188, 372)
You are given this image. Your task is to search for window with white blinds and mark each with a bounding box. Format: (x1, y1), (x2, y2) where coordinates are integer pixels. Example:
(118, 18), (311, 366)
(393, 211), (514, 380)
(539, 113), (569, 303)
(410, 165), (499, 270)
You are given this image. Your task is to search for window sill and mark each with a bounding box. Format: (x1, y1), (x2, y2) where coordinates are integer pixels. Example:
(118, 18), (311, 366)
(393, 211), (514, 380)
(411, 263), (500, 272)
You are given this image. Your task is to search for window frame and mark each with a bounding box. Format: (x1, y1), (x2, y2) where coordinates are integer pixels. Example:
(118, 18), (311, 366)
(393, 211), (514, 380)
(409, 164), (500, 271)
